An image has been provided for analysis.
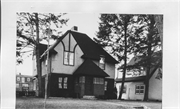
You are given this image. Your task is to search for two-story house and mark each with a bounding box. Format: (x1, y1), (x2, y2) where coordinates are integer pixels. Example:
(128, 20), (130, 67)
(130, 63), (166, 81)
(16, 73), (35, 96)
(33, 27), (118, 98)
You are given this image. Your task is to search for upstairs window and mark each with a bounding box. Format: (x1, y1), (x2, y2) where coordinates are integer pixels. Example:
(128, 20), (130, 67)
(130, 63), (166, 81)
(135, 85), (145, 94)
(99, 55), (105, 70)
(27, 78), (30, 82)
(17, 77), (20, 82)
(21, 77), (25, 83)
(64, 51), (74, 66)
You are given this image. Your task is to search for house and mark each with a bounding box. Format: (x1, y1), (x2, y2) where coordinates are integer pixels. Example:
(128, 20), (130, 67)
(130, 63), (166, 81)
(16, 73), (35, 96)
(115, 52), (162, 101)
(33, 27), (118, 98)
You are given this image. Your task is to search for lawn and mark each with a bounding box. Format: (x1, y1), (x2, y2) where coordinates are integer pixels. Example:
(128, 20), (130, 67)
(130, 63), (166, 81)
(16, 97), (133, 109)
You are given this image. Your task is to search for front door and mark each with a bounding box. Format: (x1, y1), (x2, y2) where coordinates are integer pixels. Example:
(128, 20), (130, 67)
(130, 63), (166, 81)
(85, 76), (93, 95)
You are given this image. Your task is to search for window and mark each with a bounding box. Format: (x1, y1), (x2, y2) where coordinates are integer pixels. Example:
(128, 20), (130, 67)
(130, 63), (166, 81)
(16, 83), (20, 88)
(93, 77), (104, 84)
(104, 81), (108, 90)
(99, 55), (105, 69)
(64, 51), (74, 65)
(58, 77), (68, 89)
(79, 76), (85, 83)
(135, 85), (145, 94)
(21, 77), (25, 83)
(27, 78), (30, 82)
(58, 77), (63, 89)
(64, 77), (68, 89)
(17, 77), (20, 81)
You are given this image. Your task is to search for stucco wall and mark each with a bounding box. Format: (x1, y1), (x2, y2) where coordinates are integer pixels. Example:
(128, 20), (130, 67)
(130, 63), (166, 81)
(51, 33), (84, 75)
(149, 68), (162, 101)
(116, 82), (144, 100)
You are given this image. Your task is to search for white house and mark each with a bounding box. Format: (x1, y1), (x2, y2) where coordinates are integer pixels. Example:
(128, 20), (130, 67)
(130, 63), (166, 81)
(116, 52), (162, 101)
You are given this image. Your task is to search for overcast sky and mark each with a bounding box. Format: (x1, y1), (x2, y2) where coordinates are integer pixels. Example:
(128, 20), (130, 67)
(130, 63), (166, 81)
(16, 13), (100, 76)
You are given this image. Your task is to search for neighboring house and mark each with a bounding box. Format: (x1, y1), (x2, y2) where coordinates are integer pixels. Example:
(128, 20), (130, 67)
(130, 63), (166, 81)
(16, 73), (35, 96)
(116, 52), (162, 101)
(33, 27), (118, 98)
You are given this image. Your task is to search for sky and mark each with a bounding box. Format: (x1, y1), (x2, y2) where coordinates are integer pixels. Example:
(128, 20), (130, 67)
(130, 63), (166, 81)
(16, 13), (100, 76)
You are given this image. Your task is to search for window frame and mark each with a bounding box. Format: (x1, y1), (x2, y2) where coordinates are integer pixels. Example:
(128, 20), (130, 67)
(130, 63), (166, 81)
(104, 81), (108, 90)
(135, 85), (145, 95)
(99, 55), (105, 70)
(58, 77), (68, 89)
(17, 77), (20, 82)
(93, 77), (104, 85)
(63, 51), (75, 66)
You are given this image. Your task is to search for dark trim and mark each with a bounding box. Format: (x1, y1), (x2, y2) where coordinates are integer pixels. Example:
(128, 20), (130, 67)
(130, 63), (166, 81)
(73, 44), (78, 53)
(69, 33), (71, 51)
(60, 40), (65, 51)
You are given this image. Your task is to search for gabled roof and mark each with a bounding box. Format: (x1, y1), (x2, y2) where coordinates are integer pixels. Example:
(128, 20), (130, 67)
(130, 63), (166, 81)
(41, 30), (118, 64)
(73, 59), (109, 77)
(70, 31), (118, 64)
(116, 76), (146, 83)
(39, 43), (57, 57)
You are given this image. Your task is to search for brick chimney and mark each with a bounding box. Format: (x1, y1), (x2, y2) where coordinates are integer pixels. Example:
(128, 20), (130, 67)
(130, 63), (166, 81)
(71, 26), (78, 31)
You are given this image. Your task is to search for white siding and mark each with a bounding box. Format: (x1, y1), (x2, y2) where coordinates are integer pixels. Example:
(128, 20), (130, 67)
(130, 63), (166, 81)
(116, 82), (144, 100)
(149, 68), (162, 101)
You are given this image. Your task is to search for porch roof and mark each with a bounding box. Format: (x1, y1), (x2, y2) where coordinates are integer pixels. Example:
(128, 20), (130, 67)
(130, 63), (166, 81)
(73, 59), (109, 77)
(115, 76), (146, 83)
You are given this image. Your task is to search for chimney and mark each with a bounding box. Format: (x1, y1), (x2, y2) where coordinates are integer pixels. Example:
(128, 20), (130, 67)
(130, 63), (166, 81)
(71, 26), (78, 31)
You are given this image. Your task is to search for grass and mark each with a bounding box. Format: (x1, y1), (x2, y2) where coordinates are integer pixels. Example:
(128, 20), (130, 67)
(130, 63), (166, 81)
(16, 97), (133, 109)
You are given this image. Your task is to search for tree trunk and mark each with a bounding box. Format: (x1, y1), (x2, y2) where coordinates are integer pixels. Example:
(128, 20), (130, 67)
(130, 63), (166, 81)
(35, 13), (43, 98)
(143, 17), (153, 101)
(119, 17), (128, 100)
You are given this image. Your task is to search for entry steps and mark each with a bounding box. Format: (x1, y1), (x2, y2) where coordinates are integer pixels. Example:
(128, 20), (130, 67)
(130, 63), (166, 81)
(83, 95), (96, 100)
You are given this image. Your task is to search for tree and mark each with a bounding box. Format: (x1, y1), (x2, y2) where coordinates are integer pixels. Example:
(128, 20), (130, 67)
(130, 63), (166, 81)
(127, 15), (162, 101)
(16, 12), (68, 97)
(95, 14), (136, 100)
(95, 14), (162, 101)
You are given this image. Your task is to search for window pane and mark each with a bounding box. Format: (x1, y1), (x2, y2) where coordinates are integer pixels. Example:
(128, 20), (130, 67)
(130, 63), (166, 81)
(99, 57), (105, 64)
(140, 85), (144, 89)
(17, 77), (20, 81)
(27, 78), (30, 82)
(59, 83), (62, 89)
(64, 52), (69, 64)
(16, 84), (19, 88)
(21, 77), (25, 83)
(64, 83), (67, 89)
(69, 52), (74, 65)
(59, 77), (62, 83)
(64, 77), (68, 83)
(140, 90), (144, 94)
(80, 76), (85, 83)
